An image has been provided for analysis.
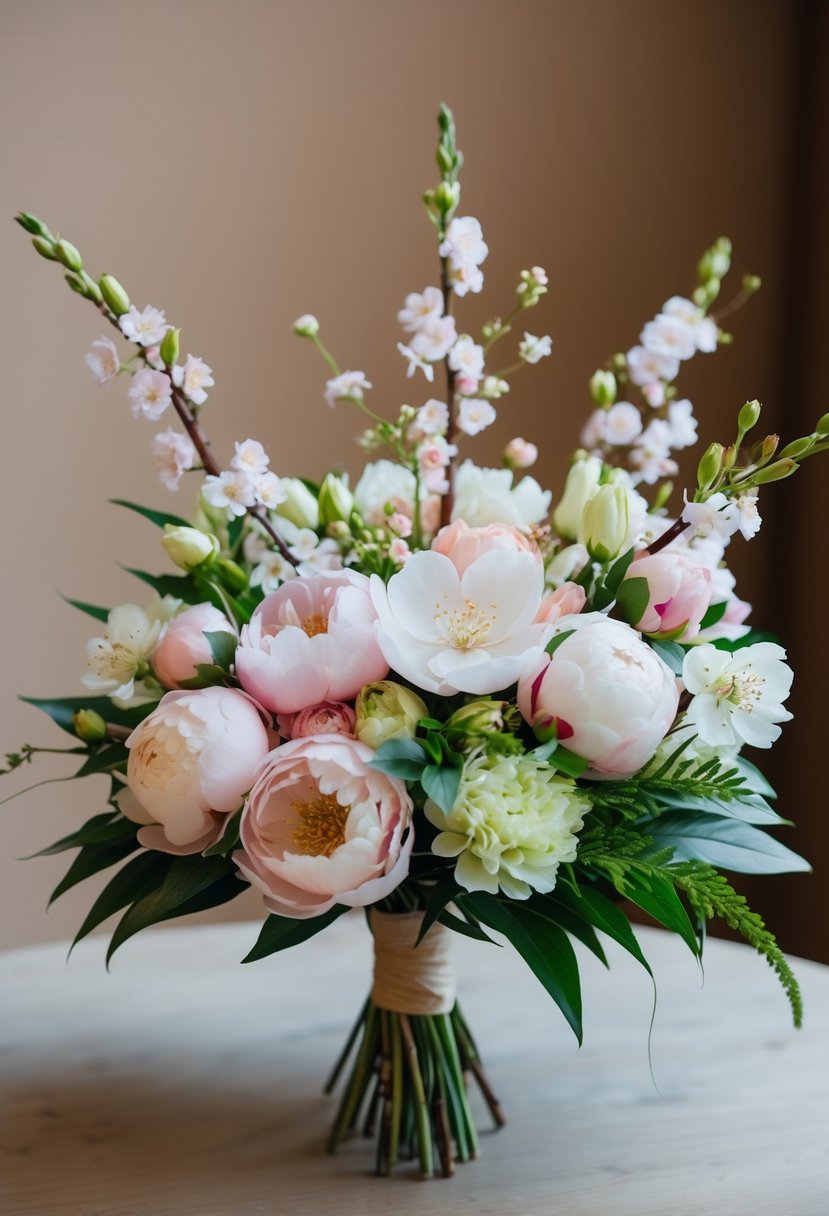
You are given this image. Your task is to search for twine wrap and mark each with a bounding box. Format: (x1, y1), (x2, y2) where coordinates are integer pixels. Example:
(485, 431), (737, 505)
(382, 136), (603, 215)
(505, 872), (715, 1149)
(370, 909), (456, 1015)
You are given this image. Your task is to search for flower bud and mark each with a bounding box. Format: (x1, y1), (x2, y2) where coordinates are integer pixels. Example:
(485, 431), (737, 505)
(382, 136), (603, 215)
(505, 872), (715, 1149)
(697, 442), (723, 491)
(161, 525), (219, 571)
(80, 271), (103, 303)
(15, 212), (51, 237)
(99, 273), (130, 317)
(318, 473), (354, 526)
(214, 557), (248, 594)
(503, 437), (538, 469)
(553, 455), (602, 542)
(751, 458), (798, 485)
(73, 708), (108, 743)
(760, 434), (779, 461)
(55, 239), (83, 272)
(64, 273), (86, 295)
(159, 327), (181, 367)
(581, 484), (630, 563)
(590, 369), (617, 407)
(275, 477), (319, 529)
(816, 413), (829, 437)
(435, 180), (460, 215)
(738, 399), (762, 433)
(354, 681), (428, 751)
(742, 274), (762, 294)
(778, 435), (814, 460)
(445, 700), (517, 750)
(722, 444), (737, 470)
(293, 313), (320, 338)
(31, 235), (57, 261)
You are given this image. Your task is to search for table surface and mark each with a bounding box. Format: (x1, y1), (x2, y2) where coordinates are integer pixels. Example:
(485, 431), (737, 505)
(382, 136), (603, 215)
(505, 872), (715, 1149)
(1, 915), (827, 1216)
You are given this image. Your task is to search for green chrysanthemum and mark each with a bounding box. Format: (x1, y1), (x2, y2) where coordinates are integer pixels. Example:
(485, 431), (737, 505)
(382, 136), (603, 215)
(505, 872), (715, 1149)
(426, 749), (591, 899)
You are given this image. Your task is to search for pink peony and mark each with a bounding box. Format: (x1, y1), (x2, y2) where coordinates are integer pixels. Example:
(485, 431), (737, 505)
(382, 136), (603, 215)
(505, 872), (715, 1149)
(625, 552), (712, 640)
(235, 571), (388, 714)
(123, 687), (271, 854)
(235, 734), (414, 918)
(277, 701), (356, 740)
(431, 518), (541, 577)
(535, 582), (587, 625)
(518, 616), (679, 778)
(152, 602), (233, 689)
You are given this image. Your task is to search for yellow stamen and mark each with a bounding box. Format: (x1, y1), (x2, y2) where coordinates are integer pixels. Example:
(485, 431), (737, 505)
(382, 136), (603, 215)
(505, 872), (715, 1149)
(301, 613), (329, 638)
(292, 793), (348, 857)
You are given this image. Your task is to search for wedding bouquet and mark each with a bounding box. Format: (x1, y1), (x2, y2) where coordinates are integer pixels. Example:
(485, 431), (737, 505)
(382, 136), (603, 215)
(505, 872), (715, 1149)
(7, 105), (827, 1179)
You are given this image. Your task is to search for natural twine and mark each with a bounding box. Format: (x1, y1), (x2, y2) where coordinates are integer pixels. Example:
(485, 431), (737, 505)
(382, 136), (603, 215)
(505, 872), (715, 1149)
(370, 909), (456, 1015)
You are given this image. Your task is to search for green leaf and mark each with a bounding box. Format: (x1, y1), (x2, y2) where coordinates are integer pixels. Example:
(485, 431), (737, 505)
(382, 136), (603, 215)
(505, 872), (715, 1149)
(123, 567), (204, 605)
(528, 895), (609, 967)
(421, 762), (461, 813)
(464, 894), (583, 1043)
(415, 875), (462, 944)
(649, 638), (686, 676)
(242, 904), (347, 963)
(74, 742), (129, 778)
(549, 746), (589, 779)
(49, 835), (140, 905)
(622, 870), (700, 957)
(367, 738), (428, 781)
(177, 663), (236, 690)
(109, 498), (190, 529)
(29, 812), (135, 858)
(438, 906), (498, 945)
(733, 757), (777, 799)
(106, 855), (239, 963)
(614, 576), (649, 626)
(20, 694), (150, 737)
(646, 813), (811, 874)
(551, 883), (653, 976)
(593, 547), (635, 610)
(71, 852), (172, 950)
(699, 600), (728, 630)
(61, 594), (110, 623)
(203, 809), (242, 856)
(203, 630), (239, 669)
(711, 629), (778, 654)
(545, 628), (576, 656)
(651, 788), (787, 826)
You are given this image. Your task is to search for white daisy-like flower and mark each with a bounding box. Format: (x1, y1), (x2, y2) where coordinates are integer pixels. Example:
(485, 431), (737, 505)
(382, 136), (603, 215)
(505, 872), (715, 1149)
(81, 600), (170, 701)
(202, 470), (257, 517)
(232, 438), (270, 476)
(735, 491), (762, 539)
(324, 370), (373, 408)
(128, 369), (172, 421)
(397, 286), (444, 333)
(255, 471), (287, 510)
(626, 345), (680, 386)
(682, 642), (793, 749)
(681, 491), (742, 542)
(449, 335), (485, 379)
(458, 398), (497, 436)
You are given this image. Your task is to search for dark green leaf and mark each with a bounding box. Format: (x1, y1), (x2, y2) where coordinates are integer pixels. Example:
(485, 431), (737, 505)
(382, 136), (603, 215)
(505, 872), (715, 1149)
(699, 600), (728, 630)
(420, 763), (461, 814)
(711, 629), (778, 654)
(61, 594), (110, 623)
(438, 906), (498, 944)
(649, 638), (686, 676)
(549, 746), (589, 779)
(20, 694), (150, 737)
(552, 884), (653, 976)
(415, 875), (462, 944)
(49, 835), (140, 905)
(203, 631), (239, 669)
(71, 852), (172, 950)
(74, 742), (129, 778)
(367, 738), (428, 781)
(614, 576), (650, 627)
(646, 813), (811, 874)
(177, 663), (236, 690)
(528, 895), (609, 967)
(203, 809), (242, 856)
(464, 894), (583, 1043)
(622, 870), (700, 957)
(227, 513), (245, 550)
(123, 567), (204, 604)
(545, 628), (576, 656)
(29, 812), (134, 858)
(109, 498), (190, 529)
(593, 547), (635, 610)
(242, 904), (347, 963)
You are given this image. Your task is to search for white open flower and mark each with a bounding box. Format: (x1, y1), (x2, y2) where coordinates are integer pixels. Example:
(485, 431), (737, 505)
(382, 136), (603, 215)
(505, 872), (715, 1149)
(232, 438), (270, 475)
(681, 491), (741, 542)
(603, 401), (643, 445)
(519, 333), (553, 364)
(682, 642), (793, 748)
(85, 336), (120, 383)
(398, 286), (444, 333)
(172, 354), (214, 405)
(151, 428), (196, 491)
(735, 491), (762, 539)
(626, 345), (680, 386)
(370, 548), (550, 696)
(453, 460), (552, 528)
(119, 305), (169, 347)
(458, 398), (497, 436)
(449, 335), (485, 379)
(641, 314), (697, 361)
(82, 601), (168, 701)
(324, 370), (372, 408)
(427, 749), (590, 898)
(663, 296), (718, 353)
(128, 369), (173, 421)
(202, 470), (257, 517)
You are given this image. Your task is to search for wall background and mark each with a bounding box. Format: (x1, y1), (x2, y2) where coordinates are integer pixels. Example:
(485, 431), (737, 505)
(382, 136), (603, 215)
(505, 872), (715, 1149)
(1, 0), (826, 960)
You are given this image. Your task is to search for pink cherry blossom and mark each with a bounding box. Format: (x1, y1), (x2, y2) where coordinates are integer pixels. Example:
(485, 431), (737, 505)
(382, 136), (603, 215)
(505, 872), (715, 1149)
(151, 428), (197, 491)
(128, 369), (172, 421)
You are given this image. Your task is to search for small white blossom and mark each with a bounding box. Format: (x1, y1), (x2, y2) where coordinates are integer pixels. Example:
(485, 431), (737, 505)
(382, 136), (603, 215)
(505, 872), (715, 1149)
(295, 536), (343, 577)
(627, 345), (680, 386)
(642, 381), (666, 407)
(449, 335), (485, 379)
(172, 354), (214, 405)
(629, 420), (678, 484)
(504, 437), (538, 469)
(232, 438), (270, 476)
(398, 286), (444, 333)
(481, 375), (509, 399)
(398, 343), (435, 382)
(519, 333), (553, 364)
(128, 369), (172, 421)
(409, 315), (458, 362)
(682, 642), (793, 749)
(119, 305), (169, 348)
(255, 471), (287, 510)
(324, 370), (372, 408)
(293, 314), (319, 337)
(413, 398), (449, 436)
(250, 551), (298, 591)
(202, 470), (257, 517)
(439, 216), (488, 297)
(85, 337), (120, 383)
(151, 428), (196, 491)
(681, 491), (741, 541)
(603, 401), (643, 446)
(82, 601), (168, 701)
(641, 314), (697, 361)
(458, 398), (497, 437)
(418, 436), (458, 493)
(663, 296), (718, 353)
(666, 398), (698, 450)
(735, 491), (762, 539)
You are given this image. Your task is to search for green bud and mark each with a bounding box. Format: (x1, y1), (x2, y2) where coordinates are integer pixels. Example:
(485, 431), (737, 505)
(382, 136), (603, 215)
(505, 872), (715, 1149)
(738, 399), (762, 433)
(611, 352), (627, 373)
(214, 557), (248, 594)
(318, 473), (354, 526)
(589, 369), (617, 407)
(434, 180), (460, 215)
(55, 239), (83, 272)
(553, 456), (602, 542)
(777, 435), (814, 460)
(275, 478), (319, 529)
(31, 235), (57, 261)
(750, 458), (798, 485)
(436, 144), (454, 175)
(722, 444), (737, 470)
(354, 681), (428, 750)
(697, 442), (724, 491)
(651, 480), (674, 513)
(73, 709), (108, 743)
(581, 484), (630, 563)
(80, 271), (103, 303)
(760, 434), (779, 461)
(444, 700), (519, 752)
(64, 273), (86, 296)
(292, 313), (320, 338)
(742, 273), (762, 294)
(99, 273), (130, 317)
(159, 327), (181, 367)
(816, 413), (829, 438)
(161, 525), (219, 571)
(327, 520), (351, 540)
(15, 211), (51, 237)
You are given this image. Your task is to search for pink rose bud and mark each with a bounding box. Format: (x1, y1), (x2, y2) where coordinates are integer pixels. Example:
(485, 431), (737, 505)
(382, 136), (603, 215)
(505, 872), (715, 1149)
(152, 602), (234, 689)
(431, 518), (541, 577)
(503, 437), (538, 469)
(625, 552), (712, 640)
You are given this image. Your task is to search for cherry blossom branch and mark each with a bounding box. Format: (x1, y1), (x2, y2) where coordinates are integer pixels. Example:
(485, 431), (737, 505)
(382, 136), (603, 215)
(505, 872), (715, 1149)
(644, 518), (690, 555)
(439, 253), (458, 529)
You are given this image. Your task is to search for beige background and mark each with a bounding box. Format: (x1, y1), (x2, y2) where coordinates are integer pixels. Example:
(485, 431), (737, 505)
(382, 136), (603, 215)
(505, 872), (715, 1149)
(1, 0), (826, 957)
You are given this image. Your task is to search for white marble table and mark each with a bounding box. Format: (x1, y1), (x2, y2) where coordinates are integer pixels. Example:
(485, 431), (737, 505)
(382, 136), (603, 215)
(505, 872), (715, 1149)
(1, 916), (827, 1216)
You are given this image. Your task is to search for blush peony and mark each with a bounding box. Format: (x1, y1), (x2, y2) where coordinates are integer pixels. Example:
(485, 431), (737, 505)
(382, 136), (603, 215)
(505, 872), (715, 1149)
(430, 518), (540, 576)
(151, 602), (233, 689)
(625, 552), (712, 640)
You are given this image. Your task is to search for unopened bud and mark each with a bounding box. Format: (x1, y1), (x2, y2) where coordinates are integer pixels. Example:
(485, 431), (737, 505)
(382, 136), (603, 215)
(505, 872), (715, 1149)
(80, 271), (102, 303)
(161, 525), (219, 571)
(760, 434), (779, 461)
(697, 442), (724, 491)
(778, 436), (814, 460)
(611, 352), (627, 373)
(651, 480), (674, 513)
(64, 274), (86, 296)
(590, 369), (617, 407)
(738, 399), (762, 433)
(15, 211), (51, 237)
(816, 413), (829, 437)
(159, 327), (181, 367)
(73, 709), (108, 743)
(31, 235), (57, 261)
(751, 458), (798, 485)
(722, 444), (737, 470)
(435, 180), (460, 215)
(214, 557), (248, 594)
(99, 273), (130, 317)
(581, 484), (630, 563)
(354, 681), (428, 750)
(318, 473), (354, 526)
(742, 274), (762, 294)
(55, 239), (83, 273)
(293, 313), (319, 338)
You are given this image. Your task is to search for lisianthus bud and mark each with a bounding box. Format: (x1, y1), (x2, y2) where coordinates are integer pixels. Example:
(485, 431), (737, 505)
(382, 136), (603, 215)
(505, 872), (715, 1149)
(354, 681), (428, 750)
(444, 699), (517, 751)
(697, 442), (723, 491)
(293, 313), (319, 337)
(590, 370), (617, 407)
(55, 239), (83, 272)
(99, 273), (130, 316)
(159, 327), (181, 367)
(161, 525), (219, 571)
(581, 484), (629, 563)
(738, 399), (762, 432)
(318, 473), (354, 525)
(275, 477), (319, 529)
(65, 274), (86, 295)
(553, 456), (602, 541)
(32, 235), (57, 260)
(73, 708), (108, 742)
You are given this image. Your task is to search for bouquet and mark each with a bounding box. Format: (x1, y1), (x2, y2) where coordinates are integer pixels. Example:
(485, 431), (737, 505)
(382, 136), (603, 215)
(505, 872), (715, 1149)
(7, 105), (827, 1180)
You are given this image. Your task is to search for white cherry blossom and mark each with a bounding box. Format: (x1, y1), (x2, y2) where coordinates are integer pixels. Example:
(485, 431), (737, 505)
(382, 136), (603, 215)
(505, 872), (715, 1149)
(119, 305), (169, 347)
(519, 333), (553, 364)
(151, 428), (196, 491)
(603, 401), (643, 446)
(641, 315), (697, 361)
(681, 491), (741, 542)
(324, 370), (372, 408)
(172, 354), (214, 405)
(128, 369), (172, 420)
(232, 438), (270, 475)
(398, 286), (444, 333)
(458, 398), (497, 436)
(627, 344), (680, 386)
(202, 470), (257, 517)
(449, 335), (485, 379)
(85, 336), (120, 383)
(666, 398), (698, 449)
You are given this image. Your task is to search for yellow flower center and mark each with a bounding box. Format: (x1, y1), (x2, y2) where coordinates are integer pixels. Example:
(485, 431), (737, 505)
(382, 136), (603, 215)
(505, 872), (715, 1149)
(292, 793), (349, 857)
(718, 670), (764, 711)
(301, 613), (329, 637)
(435, 598), (496, 650)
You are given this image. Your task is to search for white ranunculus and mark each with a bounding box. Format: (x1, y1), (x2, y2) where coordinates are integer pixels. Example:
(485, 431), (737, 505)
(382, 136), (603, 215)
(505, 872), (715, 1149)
(452, 460), (551, 529)
(682, 643), (793, 749)
(370, 549), (550, 696)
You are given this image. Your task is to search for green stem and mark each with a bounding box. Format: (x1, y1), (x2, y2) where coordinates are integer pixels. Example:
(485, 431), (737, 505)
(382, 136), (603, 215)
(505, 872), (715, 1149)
(323, 996), (368, 1093)
(400, 1013), (434, 1179)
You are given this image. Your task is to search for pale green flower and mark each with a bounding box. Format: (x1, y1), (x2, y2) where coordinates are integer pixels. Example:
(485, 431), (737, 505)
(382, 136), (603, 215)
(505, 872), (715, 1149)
(426, 749), (590, 899)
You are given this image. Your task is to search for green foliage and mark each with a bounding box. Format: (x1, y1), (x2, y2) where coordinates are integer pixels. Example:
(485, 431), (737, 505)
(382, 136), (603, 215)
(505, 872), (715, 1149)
(646, 813), (809, 874)
(648, 638), (685, 675)
(71, 852), (172, 951)
(591, 547), (634, 611)
(21, 694), (149, 737)
(613, 576), (649, 626)
(109, 498), (190, 529)
(368, 738), (428, 781)
(61, 594), (110, 623)
(243, 904), (347, 963)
